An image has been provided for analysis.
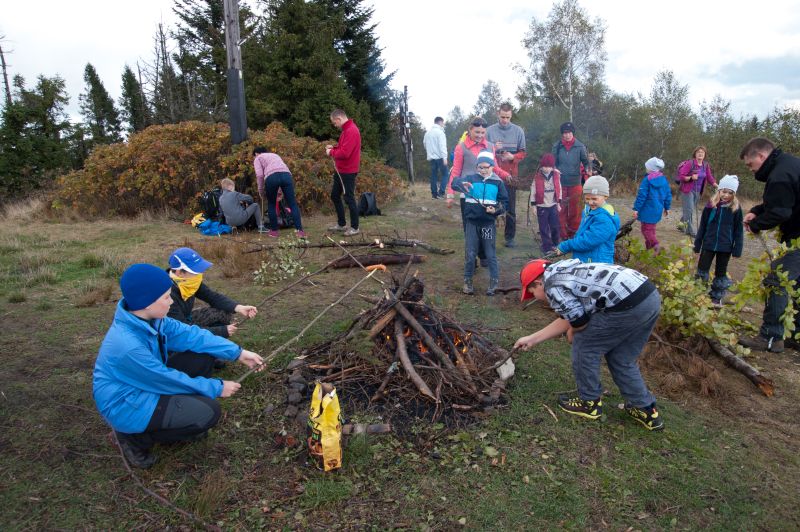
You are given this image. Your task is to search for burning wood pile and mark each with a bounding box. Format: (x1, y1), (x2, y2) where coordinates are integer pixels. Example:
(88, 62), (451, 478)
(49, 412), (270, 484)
(286, 267), (516, 427)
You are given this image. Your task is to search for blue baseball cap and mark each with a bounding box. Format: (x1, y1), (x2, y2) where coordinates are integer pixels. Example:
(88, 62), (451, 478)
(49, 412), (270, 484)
(168, 247), (212, 274)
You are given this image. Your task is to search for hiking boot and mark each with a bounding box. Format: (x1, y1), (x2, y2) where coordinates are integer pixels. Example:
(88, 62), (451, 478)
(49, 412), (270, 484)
(557, 395), (603, 420)
(505, 239), (516, 248)
(486, 278), (499, 296)
(327, 224), (346, 232)
(785, 337), (800, 351)
(738, 335), (784, 353)
(116, 433), (157, 469)
(710, 298), (722, 308)
(296, 230), (307, 239)
(257, 225), (268, 233)
(343, 227), (360, 237)
(462, 279), (474, 295)
(267, 230), (279, 238)
(626, 404), (665, 431)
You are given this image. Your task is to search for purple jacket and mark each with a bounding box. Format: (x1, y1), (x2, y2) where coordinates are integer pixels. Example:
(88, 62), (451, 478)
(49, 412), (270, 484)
(676, 159), (716, 194)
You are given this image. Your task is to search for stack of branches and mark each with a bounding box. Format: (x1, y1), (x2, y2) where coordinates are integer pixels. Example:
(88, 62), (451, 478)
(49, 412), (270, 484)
(291, 266), (513, 425)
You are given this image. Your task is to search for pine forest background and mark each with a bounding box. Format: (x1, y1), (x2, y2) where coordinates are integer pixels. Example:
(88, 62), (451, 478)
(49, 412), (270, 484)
(2, 0), (800, 208)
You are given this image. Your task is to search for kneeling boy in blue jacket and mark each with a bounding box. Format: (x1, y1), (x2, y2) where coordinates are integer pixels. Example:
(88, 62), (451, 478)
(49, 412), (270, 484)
(556, 175), (620, 263)
(451, 150), (509, 296)
(93, 264), (264, 469)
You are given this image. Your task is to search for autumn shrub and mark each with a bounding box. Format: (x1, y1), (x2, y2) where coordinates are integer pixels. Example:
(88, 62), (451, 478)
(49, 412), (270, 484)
(55, 121), (405, 218)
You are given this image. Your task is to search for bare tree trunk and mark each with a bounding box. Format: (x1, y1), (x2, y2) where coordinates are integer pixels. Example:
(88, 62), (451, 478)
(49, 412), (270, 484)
(0, 42), (11, 107)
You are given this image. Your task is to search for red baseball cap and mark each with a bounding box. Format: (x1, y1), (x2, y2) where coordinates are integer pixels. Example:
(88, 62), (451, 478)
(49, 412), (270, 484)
(520, 259), (550, 301)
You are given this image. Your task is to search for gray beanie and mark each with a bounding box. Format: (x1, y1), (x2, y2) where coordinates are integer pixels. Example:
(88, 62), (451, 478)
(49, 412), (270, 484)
(583, 175), (609, 196)
(645, 157), (665, 173)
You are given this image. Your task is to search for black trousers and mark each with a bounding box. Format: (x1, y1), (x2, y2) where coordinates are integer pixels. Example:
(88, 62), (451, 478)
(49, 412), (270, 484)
(331, 172), (359, 229)
(504, 186), (517, 242)
(117, 395), (221, 450)
(167, 350), (216, 378)
(697, 249), (731, 278)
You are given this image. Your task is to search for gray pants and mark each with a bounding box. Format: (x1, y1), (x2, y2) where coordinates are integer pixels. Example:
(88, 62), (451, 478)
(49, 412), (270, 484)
(464, 221), (498, 280)
(680, 190), (699, 236)
(226, 202), (262, 228)
(571, 290), (660, 408)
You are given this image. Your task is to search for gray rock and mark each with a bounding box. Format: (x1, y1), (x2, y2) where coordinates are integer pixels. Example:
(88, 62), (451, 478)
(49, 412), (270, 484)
(284, 405), (299, 418)
(288, 382), (307, 394)
(286, 391), (303, 404)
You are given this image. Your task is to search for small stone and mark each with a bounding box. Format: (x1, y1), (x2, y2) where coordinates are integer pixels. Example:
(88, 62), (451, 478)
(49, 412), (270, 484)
(263, 404), (276, 415)
(295, 411), (309, 425)
(288, 381), (307, 393)
(286, 359), (305, 371)
(284, 405), (299, 418)
(287, 391), (303, 404)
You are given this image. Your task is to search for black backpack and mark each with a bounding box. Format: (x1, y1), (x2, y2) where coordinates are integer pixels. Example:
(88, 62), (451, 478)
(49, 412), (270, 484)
(358, 192), (381, 216)
(200, 187), (225, 222)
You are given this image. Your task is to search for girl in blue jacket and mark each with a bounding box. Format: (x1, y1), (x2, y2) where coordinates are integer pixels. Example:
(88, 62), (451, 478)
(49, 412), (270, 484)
(93, 264), (264, 468)
(694, 175), (744, 305)
(556, 175), (620, 263)
(633, 157), (672, 251)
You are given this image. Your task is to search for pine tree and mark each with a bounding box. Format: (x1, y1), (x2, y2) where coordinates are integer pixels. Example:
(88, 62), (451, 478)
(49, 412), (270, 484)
(0, 74), (71, 196)
(79, 63), (122, 144)
(318, 0), (394, 148)
(472, 80), (504, 119)
(120, 65), (151, 133)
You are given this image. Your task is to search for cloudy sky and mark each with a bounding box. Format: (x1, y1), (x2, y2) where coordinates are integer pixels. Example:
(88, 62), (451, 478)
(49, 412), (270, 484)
(4, 0), (800, 125)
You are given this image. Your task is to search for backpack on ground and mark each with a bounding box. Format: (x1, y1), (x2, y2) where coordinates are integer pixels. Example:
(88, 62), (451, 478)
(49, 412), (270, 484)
(275, 197), (294, 228)
(200, 188), (225, 222)
(358, 192), (381, 216)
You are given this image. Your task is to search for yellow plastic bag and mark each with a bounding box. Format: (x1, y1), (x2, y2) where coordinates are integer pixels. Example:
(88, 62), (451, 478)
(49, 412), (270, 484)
(307, 382), (343, 471)
(191, 213), (206, 227)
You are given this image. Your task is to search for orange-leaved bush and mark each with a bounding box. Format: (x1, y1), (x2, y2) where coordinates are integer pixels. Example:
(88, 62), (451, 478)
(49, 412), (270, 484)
(56, 121), (405, 217)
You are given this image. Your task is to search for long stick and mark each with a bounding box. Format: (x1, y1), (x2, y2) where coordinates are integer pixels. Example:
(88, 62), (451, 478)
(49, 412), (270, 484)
(707, 339), (775, 397)
(235, 268), (380, 383)
(394, 320), (437, 402)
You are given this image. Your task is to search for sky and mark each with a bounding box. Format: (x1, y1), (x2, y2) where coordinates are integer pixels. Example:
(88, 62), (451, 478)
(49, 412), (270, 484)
(4, 0), (800, 126)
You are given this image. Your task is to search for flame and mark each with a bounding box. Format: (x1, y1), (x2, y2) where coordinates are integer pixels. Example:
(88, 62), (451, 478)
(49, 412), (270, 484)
(417, 341), (428, 353)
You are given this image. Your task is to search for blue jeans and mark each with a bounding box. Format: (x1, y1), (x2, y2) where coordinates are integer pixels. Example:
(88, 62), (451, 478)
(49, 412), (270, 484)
(680, 190), (699, 236)
(429, 159), (448, 197)
(761, 249), (800, 339)
(464, 221), (498, 280)
(264, 172), (303, 231)
(571, 290), (660, 408)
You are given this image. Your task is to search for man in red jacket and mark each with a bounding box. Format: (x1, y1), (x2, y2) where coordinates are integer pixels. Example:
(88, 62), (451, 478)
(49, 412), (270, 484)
(326, 109), (362, 236)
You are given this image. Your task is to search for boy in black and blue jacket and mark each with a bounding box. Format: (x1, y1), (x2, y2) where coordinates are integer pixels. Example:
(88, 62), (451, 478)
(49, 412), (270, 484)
(451, 151), (509, 296)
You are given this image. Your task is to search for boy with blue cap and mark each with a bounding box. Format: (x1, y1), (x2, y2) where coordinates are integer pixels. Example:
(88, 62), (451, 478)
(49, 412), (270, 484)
(93, 264), (264, 468)
(167, 247), (258, 375)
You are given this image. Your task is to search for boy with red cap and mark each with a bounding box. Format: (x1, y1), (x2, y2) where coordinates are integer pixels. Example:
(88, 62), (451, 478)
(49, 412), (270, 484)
(514, 258), (665, 431)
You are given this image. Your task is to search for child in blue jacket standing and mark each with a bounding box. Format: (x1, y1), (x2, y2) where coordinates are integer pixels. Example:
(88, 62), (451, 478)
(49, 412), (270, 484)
(556, 175), (620, 263)
(694, 175), (744, 305)
(633, 157), (672, 251)
(93, 264), (264, 468)
(451, 150), (509, 296)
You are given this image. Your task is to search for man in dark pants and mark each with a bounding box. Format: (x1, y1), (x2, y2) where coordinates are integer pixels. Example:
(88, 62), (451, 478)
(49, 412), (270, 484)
(738, 138), (800, 353)
(93, 264), (264, 468)
(326, 109), (362, 237)
(487, 103), (526, 248)
(423, 116), (449, 199)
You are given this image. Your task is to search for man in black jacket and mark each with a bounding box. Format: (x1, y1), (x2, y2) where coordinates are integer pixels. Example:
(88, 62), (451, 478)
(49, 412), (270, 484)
(738, 138), (800, 353)
(166, 247), (258, 375)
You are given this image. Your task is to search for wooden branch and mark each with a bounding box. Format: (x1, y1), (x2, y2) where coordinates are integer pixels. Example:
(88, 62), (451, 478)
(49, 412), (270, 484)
(235, 268), (380, 383)
(392, 301), (455, 372)
(707, 340), (775, 397)
(367, 309), (397, 340)
(331, 254), (425, 269)
(394, 320), (437, 402)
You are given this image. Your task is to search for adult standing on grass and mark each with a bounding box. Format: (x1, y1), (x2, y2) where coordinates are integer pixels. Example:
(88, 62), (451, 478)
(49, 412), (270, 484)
(553, 122), (590, 239)
(423, 116), (448, 199)
(676, 146), (717, 238)
(326, 109), (361, 237)
(486, 103), (527, 248)
(737, 138), (800, 353)
(93, 264), (264, 468)
(253, 147), (306, 239)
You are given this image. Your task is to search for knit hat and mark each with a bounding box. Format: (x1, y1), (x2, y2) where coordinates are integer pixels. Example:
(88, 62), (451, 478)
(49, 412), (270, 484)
(560, 122), (575, 134)
(120, 263), (173, 311)
(539, 153), (556, 167)
(583, 175), (609, 196)
(169, 247), (212, 274)
(718, 175), (740, 193)
(477, 151), (495, 167)
(645, 157), (665, 173)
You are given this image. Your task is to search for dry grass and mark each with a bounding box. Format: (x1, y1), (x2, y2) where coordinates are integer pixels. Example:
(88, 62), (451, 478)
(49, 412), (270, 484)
(75, 281), (115, 308)
(192, 468), (234, 517)
(190, 237), (264, 279)
(0, 197), (48, 223)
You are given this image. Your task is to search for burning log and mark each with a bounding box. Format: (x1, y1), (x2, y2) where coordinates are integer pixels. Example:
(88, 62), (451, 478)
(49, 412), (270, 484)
(395, 320), (438, 402)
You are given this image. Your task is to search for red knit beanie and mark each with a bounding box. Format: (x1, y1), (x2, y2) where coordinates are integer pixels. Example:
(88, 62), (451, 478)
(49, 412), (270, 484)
(539, 153), (555, 167)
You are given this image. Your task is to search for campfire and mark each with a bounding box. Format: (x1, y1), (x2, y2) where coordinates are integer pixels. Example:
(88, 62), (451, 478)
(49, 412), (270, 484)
(284, 266), (515, 429)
